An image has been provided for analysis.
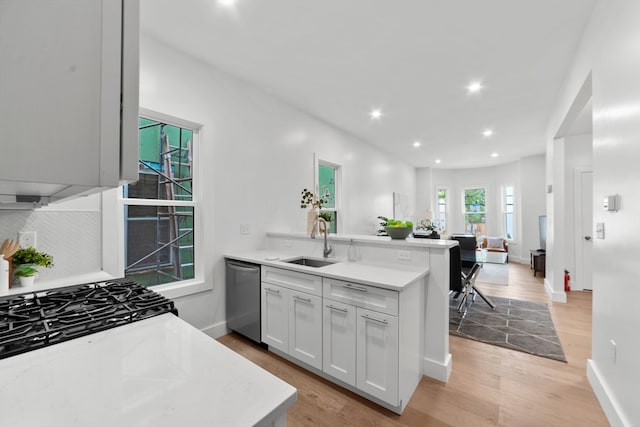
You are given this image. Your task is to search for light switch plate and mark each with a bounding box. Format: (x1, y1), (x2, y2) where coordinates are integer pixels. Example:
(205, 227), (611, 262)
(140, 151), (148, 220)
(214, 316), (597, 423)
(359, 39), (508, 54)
(596, 222), (605, 239)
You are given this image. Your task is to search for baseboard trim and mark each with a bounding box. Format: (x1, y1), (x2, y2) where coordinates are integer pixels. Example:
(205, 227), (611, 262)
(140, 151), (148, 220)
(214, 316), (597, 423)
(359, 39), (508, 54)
(201, 321), (228, 339)
(587, 359), (630, 427)
(423, 353), (451, 382)
(544, 278), (567, 302)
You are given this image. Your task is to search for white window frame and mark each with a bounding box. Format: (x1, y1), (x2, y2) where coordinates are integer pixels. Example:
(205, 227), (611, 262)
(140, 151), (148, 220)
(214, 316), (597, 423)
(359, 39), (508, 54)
(502, 185), (515, 241)
(435, 187), (449, 234)
(102, 108), (206, 299)
(314, 155), (341, 233)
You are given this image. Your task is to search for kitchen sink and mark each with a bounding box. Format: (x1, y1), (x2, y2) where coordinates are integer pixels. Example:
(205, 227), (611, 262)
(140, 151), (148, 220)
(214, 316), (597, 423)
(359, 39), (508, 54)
(283, 257), (338, 268)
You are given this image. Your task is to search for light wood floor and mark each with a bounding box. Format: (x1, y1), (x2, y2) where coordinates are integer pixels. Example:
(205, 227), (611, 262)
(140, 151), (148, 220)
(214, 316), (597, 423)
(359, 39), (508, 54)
(217, 262), (609, 426)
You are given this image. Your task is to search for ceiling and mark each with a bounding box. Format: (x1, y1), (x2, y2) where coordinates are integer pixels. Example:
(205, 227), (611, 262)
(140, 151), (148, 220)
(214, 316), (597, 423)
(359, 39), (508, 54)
(140, 0), (595, 169)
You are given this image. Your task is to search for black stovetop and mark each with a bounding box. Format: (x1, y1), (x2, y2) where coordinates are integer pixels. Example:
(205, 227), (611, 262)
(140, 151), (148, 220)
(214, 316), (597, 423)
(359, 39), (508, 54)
(0, 278), (177, 360)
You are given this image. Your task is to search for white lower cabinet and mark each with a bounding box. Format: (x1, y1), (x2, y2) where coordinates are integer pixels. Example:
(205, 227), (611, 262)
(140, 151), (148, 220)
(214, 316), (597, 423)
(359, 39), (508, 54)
(261, 268), (323, 370)
(261, 283), (288, 353)
(356, 307), (399, 404)
(288, 291), (323, 370)
(262, 266), (423, 414)
(323, 300), (357, 386)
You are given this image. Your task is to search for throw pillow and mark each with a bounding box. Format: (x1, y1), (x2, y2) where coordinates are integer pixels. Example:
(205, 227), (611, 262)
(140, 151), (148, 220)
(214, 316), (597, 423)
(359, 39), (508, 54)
(487, 237), (504, 249)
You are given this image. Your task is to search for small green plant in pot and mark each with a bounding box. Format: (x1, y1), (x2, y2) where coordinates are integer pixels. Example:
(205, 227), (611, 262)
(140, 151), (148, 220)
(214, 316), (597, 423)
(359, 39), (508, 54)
(12, 246), (54, 286)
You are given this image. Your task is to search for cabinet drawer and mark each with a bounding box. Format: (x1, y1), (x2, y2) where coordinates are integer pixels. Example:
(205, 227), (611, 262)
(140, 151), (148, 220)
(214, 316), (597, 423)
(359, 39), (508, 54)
(261, 266), (323, 296)
(323, 278), (398, 316)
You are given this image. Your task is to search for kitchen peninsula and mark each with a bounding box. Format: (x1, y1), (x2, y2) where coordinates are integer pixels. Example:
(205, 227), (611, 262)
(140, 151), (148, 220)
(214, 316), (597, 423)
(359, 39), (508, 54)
(226, 232), (457, 413)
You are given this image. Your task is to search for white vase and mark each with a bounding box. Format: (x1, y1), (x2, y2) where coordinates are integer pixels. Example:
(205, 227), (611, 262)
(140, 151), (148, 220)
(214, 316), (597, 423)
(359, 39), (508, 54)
(306, 209), (318, 234)
(19, 275), (36, 287)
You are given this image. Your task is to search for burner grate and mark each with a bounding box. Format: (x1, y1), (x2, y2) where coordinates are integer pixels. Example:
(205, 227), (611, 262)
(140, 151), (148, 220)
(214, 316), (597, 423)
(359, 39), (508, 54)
(0, 279), (177, 359)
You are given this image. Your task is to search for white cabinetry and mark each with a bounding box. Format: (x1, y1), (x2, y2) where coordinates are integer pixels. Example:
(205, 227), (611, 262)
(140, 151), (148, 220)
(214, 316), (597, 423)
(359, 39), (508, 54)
(261, 283), (288, 353)
(356, 307), (399, 404)
(261, 265), (424, 414)
(0, 0), (139, 208)
(322, 277), (421, 413)
(261, 267), (323, 370)
(323, 300), (356, 385)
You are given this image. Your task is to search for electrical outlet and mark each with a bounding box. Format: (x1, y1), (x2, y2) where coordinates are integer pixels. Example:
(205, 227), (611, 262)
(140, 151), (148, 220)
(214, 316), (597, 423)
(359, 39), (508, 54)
(240, 224), (250, 235)
(397, 250), (411, 261)
(609, 340), (617, 364)
(18, 231), (37, 248)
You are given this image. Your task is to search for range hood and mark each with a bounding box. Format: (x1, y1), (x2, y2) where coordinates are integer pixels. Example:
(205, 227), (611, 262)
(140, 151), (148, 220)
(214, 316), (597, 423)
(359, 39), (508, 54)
(0, 0), (139, 211)
(0, 181), (99, 210)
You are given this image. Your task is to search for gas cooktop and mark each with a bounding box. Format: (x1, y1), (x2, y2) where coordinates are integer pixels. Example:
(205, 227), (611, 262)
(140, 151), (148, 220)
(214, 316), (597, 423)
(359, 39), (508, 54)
(0, 278), (177, 360)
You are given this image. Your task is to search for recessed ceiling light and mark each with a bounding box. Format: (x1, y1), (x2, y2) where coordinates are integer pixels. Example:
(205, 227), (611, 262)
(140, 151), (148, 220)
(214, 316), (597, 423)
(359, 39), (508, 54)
(491, 152), (499, 158)
(467, 82), (483, 93)
(413, 141), (421, 148)
(483, 129), (493, 137)
(217, 0), (237, 7)
(369, 108), (383, 120)
(435, 159), (441, 164)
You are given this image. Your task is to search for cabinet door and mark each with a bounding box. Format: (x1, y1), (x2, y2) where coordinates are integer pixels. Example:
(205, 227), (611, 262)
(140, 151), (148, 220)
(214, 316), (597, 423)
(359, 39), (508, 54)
(288, 291), (323, 370)
(356, 307), (399, 405)
(261, 283), (288, 353)
(323, 300), (356, 386)
(0, 0), (122, 187)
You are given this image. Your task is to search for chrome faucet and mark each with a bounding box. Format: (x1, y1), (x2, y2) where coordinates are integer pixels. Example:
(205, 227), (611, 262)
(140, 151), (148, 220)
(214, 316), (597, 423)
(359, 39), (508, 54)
(311, 217), (333, 258)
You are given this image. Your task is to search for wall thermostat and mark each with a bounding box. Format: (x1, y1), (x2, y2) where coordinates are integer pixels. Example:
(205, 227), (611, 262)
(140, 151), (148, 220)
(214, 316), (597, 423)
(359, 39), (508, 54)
(603, 195), (618, 212)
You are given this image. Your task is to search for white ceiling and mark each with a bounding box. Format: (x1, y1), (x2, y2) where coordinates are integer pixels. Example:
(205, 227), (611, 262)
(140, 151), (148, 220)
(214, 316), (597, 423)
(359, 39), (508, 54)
(140, 0), (595, 169)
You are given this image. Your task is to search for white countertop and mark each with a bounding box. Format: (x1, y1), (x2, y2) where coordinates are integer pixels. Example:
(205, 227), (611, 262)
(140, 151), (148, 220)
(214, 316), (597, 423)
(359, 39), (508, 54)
(0, 314), (297, 427)
(225, 250), (429, 291)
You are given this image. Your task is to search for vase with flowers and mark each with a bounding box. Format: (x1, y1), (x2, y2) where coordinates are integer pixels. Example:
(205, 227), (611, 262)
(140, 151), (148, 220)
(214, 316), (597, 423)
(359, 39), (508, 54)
(300, 188), (330, 234)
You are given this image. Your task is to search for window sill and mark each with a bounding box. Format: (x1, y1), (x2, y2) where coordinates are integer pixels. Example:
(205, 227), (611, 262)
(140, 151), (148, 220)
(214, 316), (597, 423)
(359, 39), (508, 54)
(153, 278), (210, 300)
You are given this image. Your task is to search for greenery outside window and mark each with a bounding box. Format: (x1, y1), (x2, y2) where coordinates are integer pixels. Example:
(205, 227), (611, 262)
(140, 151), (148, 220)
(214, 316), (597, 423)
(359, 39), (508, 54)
(464, 188), (486, 236)
(318, 162), (338, 233)
(503, 185), (515, 240)
(123, 116), (198, 287)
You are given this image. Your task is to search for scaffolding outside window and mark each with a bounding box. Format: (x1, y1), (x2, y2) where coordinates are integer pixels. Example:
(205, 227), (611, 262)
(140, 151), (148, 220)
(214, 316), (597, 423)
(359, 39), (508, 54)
(123, 117), (196, 287)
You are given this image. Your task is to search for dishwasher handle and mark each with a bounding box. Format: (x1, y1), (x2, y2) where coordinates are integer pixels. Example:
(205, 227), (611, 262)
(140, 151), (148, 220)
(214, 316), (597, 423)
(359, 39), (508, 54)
(227, 261), (260, 273)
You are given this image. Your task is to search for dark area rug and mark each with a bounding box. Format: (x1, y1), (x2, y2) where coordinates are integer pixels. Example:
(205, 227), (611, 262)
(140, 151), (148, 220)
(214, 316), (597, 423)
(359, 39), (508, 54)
(449, 295), (567, 362)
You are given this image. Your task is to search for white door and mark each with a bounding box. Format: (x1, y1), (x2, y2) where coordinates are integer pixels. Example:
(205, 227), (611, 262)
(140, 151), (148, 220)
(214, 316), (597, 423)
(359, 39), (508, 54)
(356, 307), (399, 405)
(323, 300), (356, 386)
(575, 170), (593, 291)
(288, 291), (323, 370)
(261, 284), (288, 352)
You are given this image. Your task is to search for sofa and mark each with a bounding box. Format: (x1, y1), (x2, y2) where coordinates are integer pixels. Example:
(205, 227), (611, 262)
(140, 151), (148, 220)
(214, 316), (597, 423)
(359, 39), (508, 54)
(481, 236), (508, 262)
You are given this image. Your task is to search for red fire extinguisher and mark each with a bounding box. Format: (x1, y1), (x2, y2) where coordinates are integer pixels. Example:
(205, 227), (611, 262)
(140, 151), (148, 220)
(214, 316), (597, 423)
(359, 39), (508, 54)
(564, 270), (571, 292)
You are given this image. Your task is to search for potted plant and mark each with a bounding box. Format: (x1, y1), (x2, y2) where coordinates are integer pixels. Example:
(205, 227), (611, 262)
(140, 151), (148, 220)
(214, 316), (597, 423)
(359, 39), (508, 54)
(318, 211), (332, 234)
(416, 219), (443, 239)
(12, 246), (54, 286)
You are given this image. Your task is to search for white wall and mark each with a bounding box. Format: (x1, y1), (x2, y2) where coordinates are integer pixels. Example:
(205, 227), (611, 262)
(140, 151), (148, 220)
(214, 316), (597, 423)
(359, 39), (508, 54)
(416, 156), (546, 263)
(138, 35), (416, 332)
(547, 1), (640, 425)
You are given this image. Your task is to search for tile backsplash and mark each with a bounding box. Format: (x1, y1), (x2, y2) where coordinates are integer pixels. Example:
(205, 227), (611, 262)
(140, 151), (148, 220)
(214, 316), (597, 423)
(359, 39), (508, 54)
(0, 210), (102, 282)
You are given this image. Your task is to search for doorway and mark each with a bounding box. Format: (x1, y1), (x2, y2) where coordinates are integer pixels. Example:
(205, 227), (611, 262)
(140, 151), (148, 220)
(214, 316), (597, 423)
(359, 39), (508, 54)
(574, 169), (593, 290)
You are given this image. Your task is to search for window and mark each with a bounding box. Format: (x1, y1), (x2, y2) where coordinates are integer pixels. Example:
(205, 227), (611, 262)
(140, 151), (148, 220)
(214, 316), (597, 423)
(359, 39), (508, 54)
(318, 162), (338, 233)
(436, 188), (448, 234)
(503, 185), (515, 240)
(463, 188), (486, 236)
(122, 116), (198, 287)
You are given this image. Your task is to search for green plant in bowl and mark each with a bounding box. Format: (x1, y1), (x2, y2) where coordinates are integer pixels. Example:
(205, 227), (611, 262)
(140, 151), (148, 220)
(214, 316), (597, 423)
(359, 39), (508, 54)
(384, 219), (414, 239)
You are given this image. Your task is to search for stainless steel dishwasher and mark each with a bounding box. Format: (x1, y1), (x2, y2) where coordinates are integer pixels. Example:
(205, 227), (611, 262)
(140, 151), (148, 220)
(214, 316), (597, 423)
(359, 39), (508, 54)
(225, 259), (261, 343)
